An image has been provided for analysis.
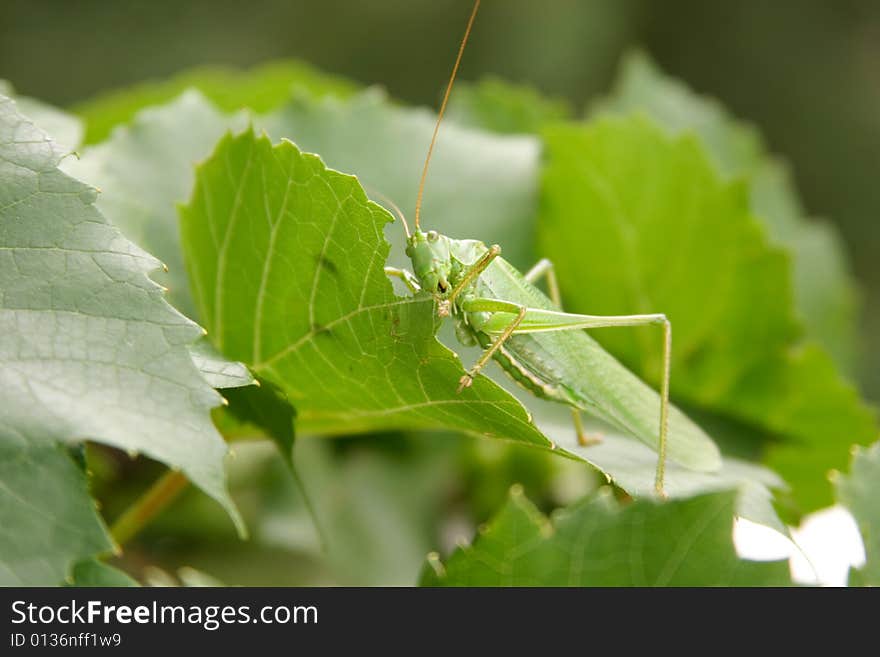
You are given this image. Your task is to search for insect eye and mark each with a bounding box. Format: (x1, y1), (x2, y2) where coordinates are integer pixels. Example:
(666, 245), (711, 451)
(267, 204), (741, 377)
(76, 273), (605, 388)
(437, 281), (447, 293)
(427, 230), (439, 242)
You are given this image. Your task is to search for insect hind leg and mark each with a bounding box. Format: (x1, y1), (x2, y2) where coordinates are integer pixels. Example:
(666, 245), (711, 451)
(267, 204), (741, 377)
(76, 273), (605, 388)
(525, 258), (671, 497)
(524, 258), (603, 448)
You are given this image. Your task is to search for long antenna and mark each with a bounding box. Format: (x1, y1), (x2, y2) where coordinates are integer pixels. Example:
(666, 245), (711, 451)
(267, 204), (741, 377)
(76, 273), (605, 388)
(414, 0), (481, 231)
(366, 184), (411, 238)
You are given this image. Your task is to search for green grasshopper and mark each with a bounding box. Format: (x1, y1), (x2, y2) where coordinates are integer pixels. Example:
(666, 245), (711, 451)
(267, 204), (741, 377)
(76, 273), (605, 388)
(384, 0), (721, 496)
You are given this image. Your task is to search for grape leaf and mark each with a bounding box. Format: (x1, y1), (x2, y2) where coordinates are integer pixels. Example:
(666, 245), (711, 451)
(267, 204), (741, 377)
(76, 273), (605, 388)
(259, 88), (541, 271)
(537, 116), (877, 512)
(836, 441), (880, 586)
(69, 559), (138, 587)
(74, 59), (357, 145)
(598, 52), (860, 371)
(447, 77), (573, 135)
(0, 440), (112, 586)
(179, 128), (550, 448)
(0, 95), (241, 531)
(421, 487), (790, 586)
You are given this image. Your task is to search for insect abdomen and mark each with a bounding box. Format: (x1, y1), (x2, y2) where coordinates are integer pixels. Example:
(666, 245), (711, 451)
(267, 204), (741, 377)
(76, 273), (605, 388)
(475, 332), (568, 404)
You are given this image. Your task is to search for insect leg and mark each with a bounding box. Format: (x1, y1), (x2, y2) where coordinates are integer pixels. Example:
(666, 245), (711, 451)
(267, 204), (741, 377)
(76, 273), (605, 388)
(456, 298), (527, 392)
(524, 259), (601, 446)
(440, 244), (501, 317)
(523, 258), (562, 309)
(384, 266), (421, 294)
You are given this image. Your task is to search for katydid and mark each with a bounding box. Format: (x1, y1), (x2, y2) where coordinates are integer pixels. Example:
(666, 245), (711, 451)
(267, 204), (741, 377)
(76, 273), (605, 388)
(384, 0), (721, 496)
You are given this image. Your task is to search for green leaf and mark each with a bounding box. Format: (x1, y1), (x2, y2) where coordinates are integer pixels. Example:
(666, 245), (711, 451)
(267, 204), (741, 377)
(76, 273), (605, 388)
(74, 60), (358, 145)
(69, 559), (138, 587)
(448, 77), (573, 134)
(537, 116), (877, 512)
(180, 129), (549, 449)
(260, 89), (541, 270)
(0, 80), (83, 152)
(0, 95), (241, 531)
(599, 52), (860, 371)
(836, 441), (880, 585)
(422, 487), (790, 586)
(0, 441), (112, 586)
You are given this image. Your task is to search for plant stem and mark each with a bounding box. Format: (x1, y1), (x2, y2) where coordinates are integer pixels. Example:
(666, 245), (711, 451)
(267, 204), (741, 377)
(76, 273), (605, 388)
(110, 470), (189, 547)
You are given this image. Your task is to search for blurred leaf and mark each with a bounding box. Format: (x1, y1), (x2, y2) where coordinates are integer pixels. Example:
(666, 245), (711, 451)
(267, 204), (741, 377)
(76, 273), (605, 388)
(0, 81), (83, 152)
(260, 89), (541, 270)
(180, 129), (551, 448)
(538, 116), (877, 512)
(224, 378), (295, 462)
(448, 77), (573, 134)
(177, 566), (224, 587)
(69, 559), (138, 587)
(257, 437), (456, 586)
(0, 441), (112, 586)
(599, 52), (860, 371)
(0, 95), (241, 530)
(422, 488), (790, 586)
(837, 441), (880, 585)
(74, 60), (358, 145)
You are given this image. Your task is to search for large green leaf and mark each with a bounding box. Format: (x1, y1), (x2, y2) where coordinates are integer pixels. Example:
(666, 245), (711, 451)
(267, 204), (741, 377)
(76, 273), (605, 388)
(537, 116), (877, 512)
(837, 441), (880, 585)
(74, 59), (358, 145)
(260, 89), (541, 271)
(180, 129), (549, 449)
(599, 52), (860, 371)
(422, 488), (790, 586)
(0, 441), (112, 586)
(0, 95), (241, 531)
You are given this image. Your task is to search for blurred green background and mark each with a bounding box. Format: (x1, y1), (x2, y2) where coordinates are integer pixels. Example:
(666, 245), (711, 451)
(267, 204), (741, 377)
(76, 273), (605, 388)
(3, 0), (878, 584)
(3, 0), (877, 399)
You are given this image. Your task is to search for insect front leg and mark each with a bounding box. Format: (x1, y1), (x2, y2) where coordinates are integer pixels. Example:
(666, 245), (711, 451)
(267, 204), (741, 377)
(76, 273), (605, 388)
(439, 244), (501, 317)
(525, 258), (602, 446)
(384, 266), (421, 294)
